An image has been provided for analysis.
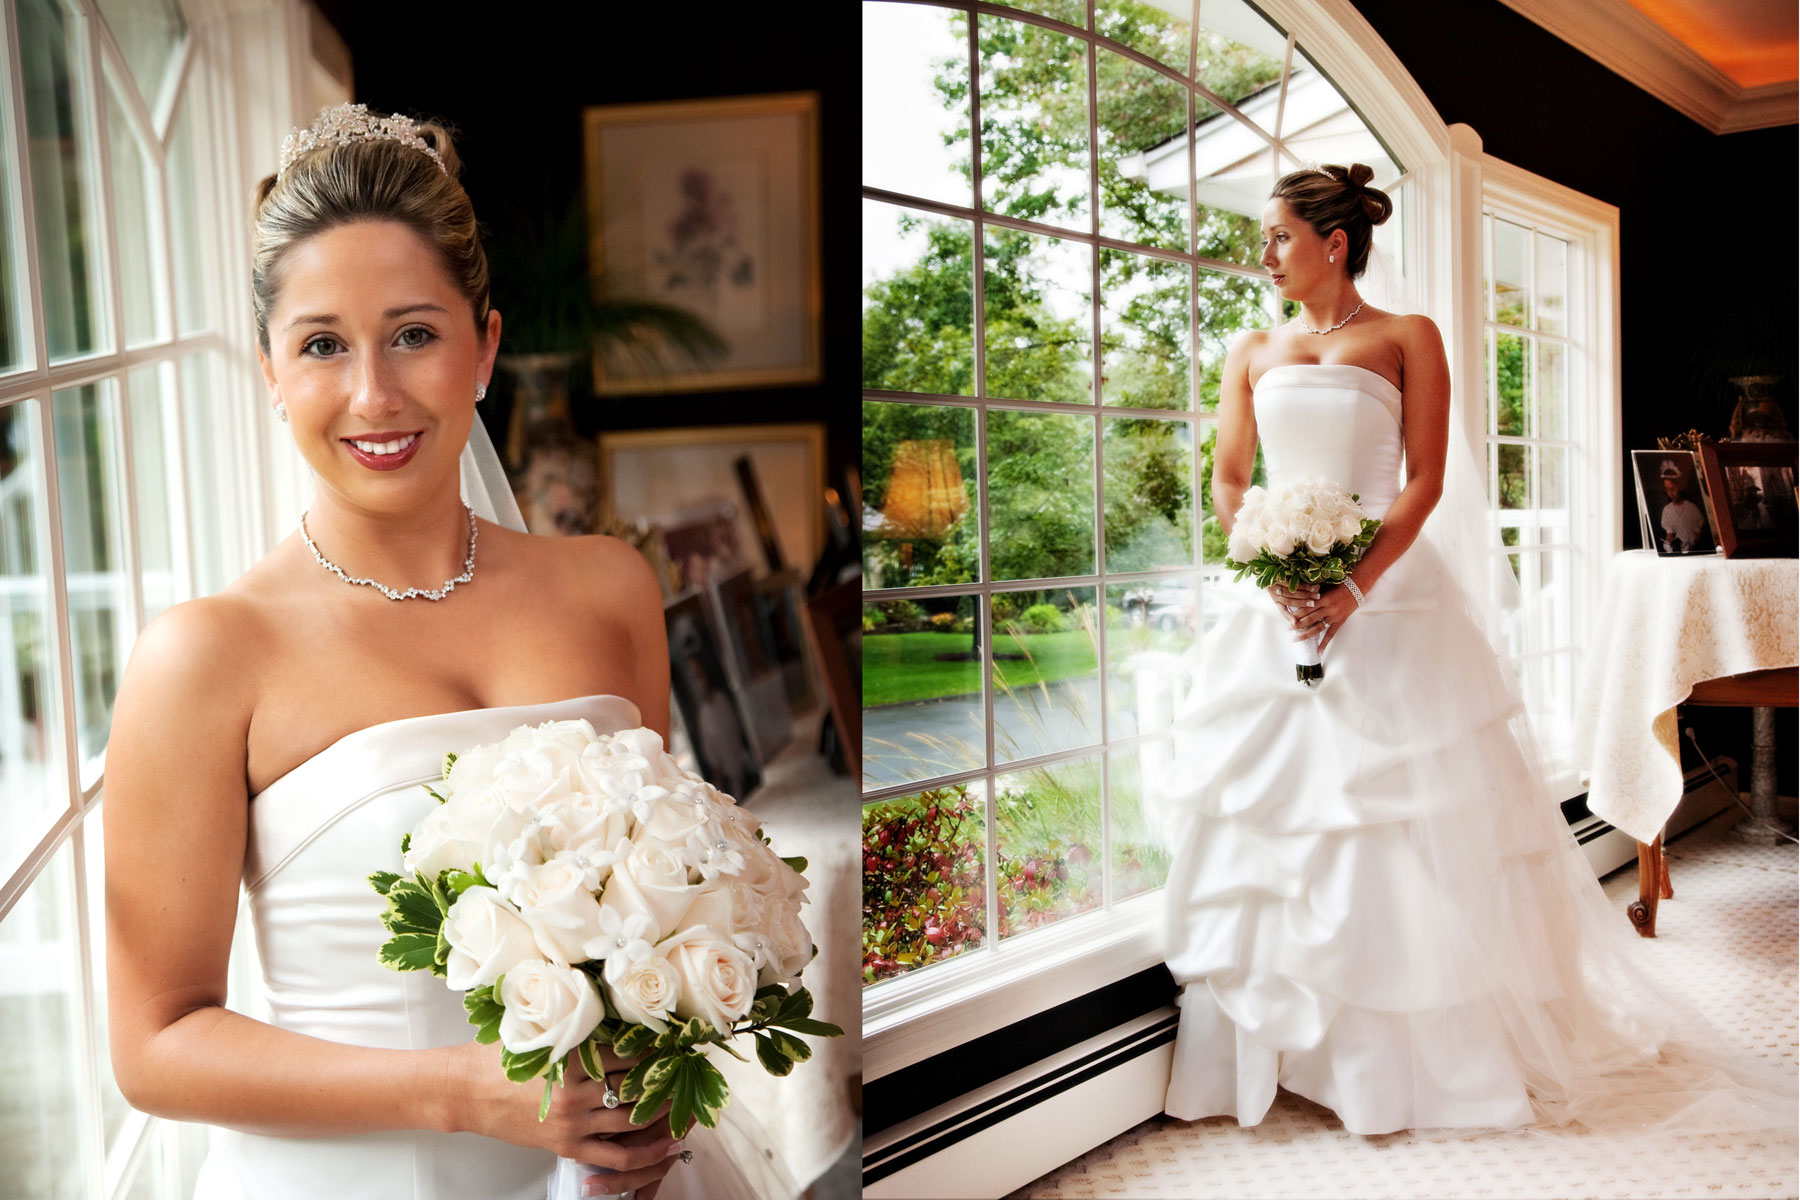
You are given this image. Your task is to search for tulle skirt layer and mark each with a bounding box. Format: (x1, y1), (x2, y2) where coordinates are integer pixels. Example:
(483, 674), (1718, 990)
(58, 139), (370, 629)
(1155, 537), (1798, 1140)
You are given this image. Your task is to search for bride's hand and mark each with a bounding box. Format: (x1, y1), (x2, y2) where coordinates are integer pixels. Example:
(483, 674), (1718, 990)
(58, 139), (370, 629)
(443, 1039), (682, 1194)
(1284, 582), (1356, 651)
(1266, 582), (1320, 626)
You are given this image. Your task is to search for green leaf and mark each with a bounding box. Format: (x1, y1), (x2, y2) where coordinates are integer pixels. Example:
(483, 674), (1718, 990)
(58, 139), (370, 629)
(625, 1054), (679, 1126)
(377, 932), (439, 972)
(775, 989), (813, 1023)
(667, 1053), (729, 1138)
(433, 924), (452, 974)
(614, 1023), (655, 1059)
(776, 1017), (843, 1038)
(368, 870), (401, 896)
(424, 785), (448, 805)
(501, 1045), (552, 1083)
(399, 832), (411, 856)
(779, 854), (808, 874)
(618, 1055), (656, 1103)
(754, 1033), (794, 1077)
(539, 1077), (553, 1122)
(381, 880), (442, 937)
(768, 1029), (811, 1063)
(442, 751), (458, 780)
(442, 869), (482, 899)
(578, 1037), (607, 1084)
(464, 986), (504, 1045)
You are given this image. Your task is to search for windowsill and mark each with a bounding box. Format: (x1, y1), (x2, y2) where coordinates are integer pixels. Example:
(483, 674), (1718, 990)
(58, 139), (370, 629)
(862, 891), (1167, 1082)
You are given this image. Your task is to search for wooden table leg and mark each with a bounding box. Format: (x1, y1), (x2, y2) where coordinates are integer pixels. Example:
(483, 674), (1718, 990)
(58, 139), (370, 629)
(1626, 830), (1667, 937)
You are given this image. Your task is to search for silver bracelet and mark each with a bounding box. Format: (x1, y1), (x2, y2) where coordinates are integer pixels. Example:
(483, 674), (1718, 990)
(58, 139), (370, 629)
(1343, 576), (1366, 607)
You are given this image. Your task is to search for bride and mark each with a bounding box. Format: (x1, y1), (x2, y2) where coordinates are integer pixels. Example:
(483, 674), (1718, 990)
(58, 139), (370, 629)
(1158, 163), (1796, 1140)
(102, 107), (779, 1199)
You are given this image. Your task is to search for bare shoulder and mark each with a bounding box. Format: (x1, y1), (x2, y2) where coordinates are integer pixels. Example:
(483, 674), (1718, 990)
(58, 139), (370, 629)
(559, 534), (663, 609)
(1392, 311), (1443, 349)
(1229, 326), (1273, 358)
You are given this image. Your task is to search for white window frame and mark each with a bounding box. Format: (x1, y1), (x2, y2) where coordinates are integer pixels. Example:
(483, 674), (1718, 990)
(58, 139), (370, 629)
(0, 0), (331, 1194)
(864, 0), (1622, 1083)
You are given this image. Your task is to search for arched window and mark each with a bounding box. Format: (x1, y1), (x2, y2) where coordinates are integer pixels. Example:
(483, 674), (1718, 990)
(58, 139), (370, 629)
(862, 0), (1619, 1072)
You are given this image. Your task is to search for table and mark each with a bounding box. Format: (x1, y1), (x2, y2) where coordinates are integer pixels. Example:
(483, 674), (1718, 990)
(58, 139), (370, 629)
(1573, 551), (1798, 935)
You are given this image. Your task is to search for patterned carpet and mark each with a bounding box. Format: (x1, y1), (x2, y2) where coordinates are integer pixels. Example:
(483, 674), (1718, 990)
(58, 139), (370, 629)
(1010, 804), (1800, 1200)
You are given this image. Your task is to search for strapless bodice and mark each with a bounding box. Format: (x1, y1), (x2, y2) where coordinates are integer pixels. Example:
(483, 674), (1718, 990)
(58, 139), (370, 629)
(197, 695), (643, 1200)
(1254, 363), (1404, 519)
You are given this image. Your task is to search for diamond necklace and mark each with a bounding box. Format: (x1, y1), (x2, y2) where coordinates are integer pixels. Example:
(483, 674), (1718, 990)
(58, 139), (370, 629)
(1300, 300), (1365, 335)
(299, 503), (478, 601)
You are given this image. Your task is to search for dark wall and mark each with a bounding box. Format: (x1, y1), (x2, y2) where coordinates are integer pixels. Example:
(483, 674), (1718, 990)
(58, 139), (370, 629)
(313, 1), (855, 499)
(1350, 0), (1798, 792)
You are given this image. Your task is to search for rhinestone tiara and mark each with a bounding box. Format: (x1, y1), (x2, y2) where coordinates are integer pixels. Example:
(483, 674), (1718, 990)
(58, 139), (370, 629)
(278, 103), (448, 183)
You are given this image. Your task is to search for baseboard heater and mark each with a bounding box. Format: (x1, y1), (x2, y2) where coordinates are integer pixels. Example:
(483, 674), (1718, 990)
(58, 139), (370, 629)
(1568, 756), (1739, 880)
(862, 1007), (1178, 1199)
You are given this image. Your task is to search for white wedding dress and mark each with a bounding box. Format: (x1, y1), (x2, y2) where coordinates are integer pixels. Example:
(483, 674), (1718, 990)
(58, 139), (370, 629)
(1157, 364), (1797, 1138)
(192, 694), (794, 1200)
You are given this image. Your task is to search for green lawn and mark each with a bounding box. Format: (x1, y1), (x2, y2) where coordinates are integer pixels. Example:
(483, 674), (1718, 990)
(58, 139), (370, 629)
(863, 629), (1099, 707)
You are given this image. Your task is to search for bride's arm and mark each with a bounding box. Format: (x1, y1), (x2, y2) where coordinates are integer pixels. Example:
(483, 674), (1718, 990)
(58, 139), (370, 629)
(1210, 330), (1261, 532)
(1339, 314), (1450, 597)
(103, 599), (675, 1180)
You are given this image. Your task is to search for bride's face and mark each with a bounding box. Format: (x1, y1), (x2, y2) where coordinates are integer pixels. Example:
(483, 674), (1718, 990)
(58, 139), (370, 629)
(257, 219), (500, 513)
(1259, 198), (1343, 299)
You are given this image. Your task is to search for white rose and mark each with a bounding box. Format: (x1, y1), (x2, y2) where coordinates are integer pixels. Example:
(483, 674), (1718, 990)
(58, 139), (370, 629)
(600, 836), (700, 940)
(405, 785), (526, 880)
(761, 897), (815, 987)
(1265, 524), (1296, 557)
(512, 857), (606, 966)
(610, 727), (690, 787)
(659, 928), (757, 1034)
(1336, 513), (1361, 542)
(497, 959), (601, 1061)
(1226, 523), (1258, 564)
(602, 946), (681, 1032)
(443, 886), (540, 991)
(636, 786), (722, 847)
(444, 741), (505, 791)
(1306, 518), (1336, 555)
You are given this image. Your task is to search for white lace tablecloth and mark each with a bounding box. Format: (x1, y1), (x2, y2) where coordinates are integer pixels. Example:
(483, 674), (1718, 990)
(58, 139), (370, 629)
(1574, 550), (1798, 844)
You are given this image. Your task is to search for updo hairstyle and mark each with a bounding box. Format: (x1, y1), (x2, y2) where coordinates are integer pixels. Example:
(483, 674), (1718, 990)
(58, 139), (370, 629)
(1269, 163), (1393, 279)
(251, 113), (489, 355)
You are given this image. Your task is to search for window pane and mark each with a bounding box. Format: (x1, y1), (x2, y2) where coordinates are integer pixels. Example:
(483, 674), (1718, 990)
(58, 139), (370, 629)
(984, 228), (1092, 404)
(992, 587), (1098, 763)
(1096, 46), (1196, 253)
(1194, 141), (1274, 267)
(121, 1126), (173, 1199)
(993, 0), (1085, 25)
(106, 75), (166, 348)
(21, 0), (110, 360)
(862, 2), (969, 209)
(1535, 229), (1567, 337)
(1496, 443), (1526, 511)
(1283, 54), (1402, 185)
(1535, 339), (1567, 442)
(1101, 249), (1189, 410)
(1096, 0), (1192, 75)
(168, 96), (206, 335)
(862, 595), (985, 791)
(129, 364), (184, 620)
(0, 71), (28, 373)
(0, 400), (68, 882)
(862, 402), (978, 589)
(1490, 330), (1524, 436)
(1194, 0), (1286, 109)
(1104, 416), (1194, 571)
(1491, 216), (1529, 327)
(81, 802), (129, 1147)
(0, 840), (86, 1197)
(863, 781), (988, 985)
(53, 380), (131, 767)
(979, 13), (1090, 231)
(179, 354), (227, 596)
(1195, 266), (1270, 411)
(1108, 743), (1172, 900)
(95, 0), (186, 110)
(987, 409), (1095, 579)
(995, 754), (1101, 938)
(1105, 577), (1199, 739)
(863, 201), (975, 397)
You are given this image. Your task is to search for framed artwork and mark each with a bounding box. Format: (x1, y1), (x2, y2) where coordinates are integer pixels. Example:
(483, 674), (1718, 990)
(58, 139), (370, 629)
(707, 567), (792, 760)
(583, 92), (821, 394)
(1630, 450), (1718, 556)
(666, 591), (761, 801)
(599, 423), (827, 577)
(1697, 442), (1799, 559)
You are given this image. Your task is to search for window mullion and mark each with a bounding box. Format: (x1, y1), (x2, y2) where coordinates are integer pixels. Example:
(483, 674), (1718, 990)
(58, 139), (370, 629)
(67, 819), (108, 1199)
(5, 0), (50, 380)
(153, 34), (194, 144)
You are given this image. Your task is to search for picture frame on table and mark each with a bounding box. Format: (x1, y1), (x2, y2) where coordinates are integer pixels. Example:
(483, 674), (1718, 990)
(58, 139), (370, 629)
(599, 423), (827, 584)
(1697, 441), (1799, 559)
(665, 591), (761, 802)
(583, 92), (820, 395)
(1630, 450), (1718, 556)
(706, 567), (793, 760)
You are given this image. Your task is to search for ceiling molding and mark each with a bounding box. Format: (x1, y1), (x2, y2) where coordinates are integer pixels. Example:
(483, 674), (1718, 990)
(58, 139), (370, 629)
(1495, 0), (1798, 133)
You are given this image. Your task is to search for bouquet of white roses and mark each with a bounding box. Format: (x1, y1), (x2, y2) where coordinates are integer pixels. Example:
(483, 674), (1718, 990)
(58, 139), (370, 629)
(368, 719), (840, 1195)
(1223, 475), (1381, 684)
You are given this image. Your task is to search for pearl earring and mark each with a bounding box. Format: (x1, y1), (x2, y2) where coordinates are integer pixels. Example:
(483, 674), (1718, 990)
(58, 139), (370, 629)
(276, 401), (288, 422)
(475, 382), (486, 403)
(1329, 254), (1336, 263)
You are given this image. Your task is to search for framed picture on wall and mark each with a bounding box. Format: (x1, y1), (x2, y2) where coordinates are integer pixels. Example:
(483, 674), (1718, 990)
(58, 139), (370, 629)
(1697, 441), (1799, 559)
(599, 423), (827, 577)
(583, 92), (821, 394)
(1630, 450), (1718, 556)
